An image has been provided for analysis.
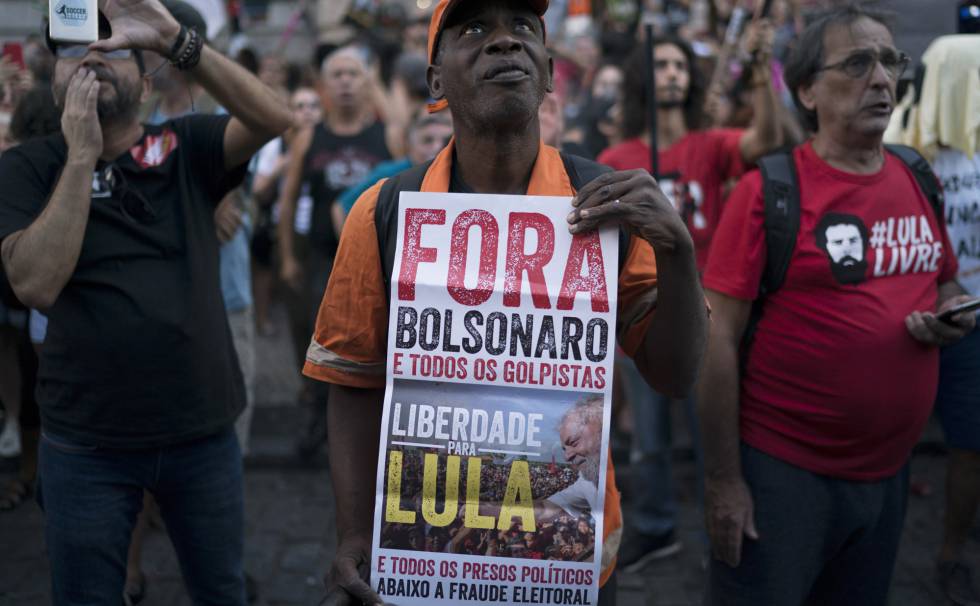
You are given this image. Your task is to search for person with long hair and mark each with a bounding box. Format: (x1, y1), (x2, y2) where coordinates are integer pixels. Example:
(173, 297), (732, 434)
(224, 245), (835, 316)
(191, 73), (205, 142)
(598, 30), (783, 573)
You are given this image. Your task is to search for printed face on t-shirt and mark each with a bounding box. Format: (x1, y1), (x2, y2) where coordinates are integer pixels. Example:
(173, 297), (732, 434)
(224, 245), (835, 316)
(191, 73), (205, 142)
(825, 224), (864, 265)
(816, 213), (869, 285)
(659, 177), (706, 229)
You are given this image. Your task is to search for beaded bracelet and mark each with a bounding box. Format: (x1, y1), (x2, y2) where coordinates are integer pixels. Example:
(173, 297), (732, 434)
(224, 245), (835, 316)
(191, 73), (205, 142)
(170, 28), (203, 71)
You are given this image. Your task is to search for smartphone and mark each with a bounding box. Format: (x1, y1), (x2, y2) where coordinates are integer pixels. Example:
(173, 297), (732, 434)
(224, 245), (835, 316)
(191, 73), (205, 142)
(48, 0), (98, 45)
(938, 298), (980, 324)
(2, 42), (25, 70)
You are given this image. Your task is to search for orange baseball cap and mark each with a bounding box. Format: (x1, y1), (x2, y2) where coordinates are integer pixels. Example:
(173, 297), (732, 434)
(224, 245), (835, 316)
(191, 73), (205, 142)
(426, 0), (549, 112)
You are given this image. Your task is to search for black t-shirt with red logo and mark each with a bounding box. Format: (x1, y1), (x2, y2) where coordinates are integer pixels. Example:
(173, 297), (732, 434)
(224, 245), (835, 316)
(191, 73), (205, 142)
(303, 121), (391, 256)
(0, 115), (247, 448)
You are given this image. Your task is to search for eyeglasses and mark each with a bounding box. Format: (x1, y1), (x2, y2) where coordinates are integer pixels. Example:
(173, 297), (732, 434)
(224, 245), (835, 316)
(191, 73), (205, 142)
(56, 44), (132, 60)
(818, 47), (910, 81)
(291, 101), (320, 111)
(106, 165), (157, 224)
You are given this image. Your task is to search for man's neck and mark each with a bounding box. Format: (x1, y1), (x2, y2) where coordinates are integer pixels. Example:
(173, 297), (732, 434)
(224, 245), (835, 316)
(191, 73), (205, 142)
(452, 123), (540, 195)
(644, 107), (688, 151)
(811, 131), (886, 174)
(327, 106), (371, 136)
(99, 118), (145, 162)
(159, 86), (197, 119)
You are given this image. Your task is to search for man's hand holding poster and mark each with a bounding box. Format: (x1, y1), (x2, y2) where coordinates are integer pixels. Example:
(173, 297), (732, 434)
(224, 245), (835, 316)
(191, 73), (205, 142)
(371, 192), (619, 606)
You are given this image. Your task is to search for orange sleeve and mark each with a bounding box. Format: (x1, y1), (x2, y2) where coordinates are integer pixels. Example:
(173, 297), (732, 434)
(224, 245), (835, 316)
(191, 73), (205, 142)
(616, 235), (658, 357)
(599, 451), (622, 586)
(302, 182), (389, 389)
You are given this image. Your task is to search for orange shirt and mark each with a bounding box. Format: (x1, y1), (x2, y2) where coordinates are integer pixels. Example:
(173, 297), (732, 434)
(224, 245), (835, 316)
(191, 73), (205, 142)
(304, 140), (659, 585)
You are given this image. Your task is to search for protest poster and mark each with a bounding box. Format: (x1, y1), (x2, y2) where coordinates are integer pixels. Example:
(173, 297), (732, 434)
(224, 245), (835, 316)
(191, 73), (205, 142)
(370, 192), (619, 606)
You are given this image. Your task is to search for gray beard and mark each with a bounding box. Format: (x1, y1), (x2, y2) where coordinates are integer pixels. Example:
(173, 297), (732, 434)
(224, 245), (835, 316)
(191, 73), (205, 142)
(96, 84), (141, 122)
(55, 71), (141, 124)
(580, 454), (601, 486)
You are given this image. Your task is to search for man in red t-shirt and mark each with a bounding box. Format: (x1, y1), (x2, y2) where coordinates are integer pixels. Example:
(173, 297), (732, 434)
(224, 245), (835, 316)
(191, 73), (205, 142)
(598, 32), (783, 271)
(699, 6), (977, 605)
(599, 32), (784, 571)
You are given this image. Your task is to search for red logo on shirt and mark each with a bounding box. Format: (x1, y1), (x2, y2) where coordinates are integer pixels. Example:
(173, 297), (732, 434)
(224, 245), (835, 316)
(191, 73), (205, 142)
(130, 130), (179, 169)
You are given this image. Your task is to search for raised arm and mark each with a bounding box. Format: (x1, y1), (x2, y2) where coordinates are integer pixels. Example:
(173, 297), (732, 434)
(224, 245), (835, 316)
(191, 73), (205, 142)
(1, 69), (102, 310)
(276, 126), (313, 292)
(92, 0), (292, 169)
(251, 144), (289, 206)
(190, 46), (294, 169)
(697, 288), (757, 568)
(737, 20), (783, 165)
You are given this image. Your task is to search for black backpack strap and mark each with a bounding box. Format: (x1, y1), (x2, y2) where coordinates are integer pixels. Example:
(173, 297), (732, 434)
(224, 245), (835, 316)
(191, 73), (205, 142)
(741, 152), (801, 366)
(757, 152), (801, 297)
(885, 144), (945, 219)
(559, 152), (632, 271)
(375, 160), (433, 301)
(560, 151), (611, 187)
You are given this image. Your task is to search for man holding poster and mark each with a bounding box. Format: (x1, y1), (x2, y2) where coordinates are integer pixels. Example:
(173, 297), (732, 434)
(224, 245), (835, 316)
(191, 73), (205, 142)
(302, 1), (707, 604)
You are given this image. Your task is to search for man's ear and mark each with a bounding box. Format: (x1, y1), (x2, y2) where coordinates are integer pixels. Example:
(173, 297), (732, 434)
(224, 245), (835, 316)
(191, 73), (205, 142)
(427, 64), (445, 102)
(545, 57), (554, 93)
(50, 78), (63, 110)
(140, 74), (152, 104)
(798, 80), (817, 114)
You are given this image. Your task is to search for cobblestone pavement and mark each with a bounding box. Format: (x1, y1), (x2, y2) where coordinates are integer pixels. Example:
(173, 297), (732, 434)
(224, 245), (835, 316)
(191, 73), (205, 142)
(1, 304), (976, 605)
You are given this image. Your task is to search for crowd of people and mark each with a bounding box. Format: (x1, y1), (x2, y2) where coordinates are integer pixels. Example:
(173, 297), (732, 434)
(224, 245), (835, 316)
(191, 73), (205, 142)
(379, 447), (594, 561)
(0, 0), (978, 604)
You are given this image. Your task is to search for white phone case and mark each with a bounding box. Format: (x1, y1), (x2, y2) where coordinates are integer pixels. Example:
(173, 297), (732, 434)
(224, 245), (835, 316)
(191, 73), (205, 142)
(49, 0), (98, 45)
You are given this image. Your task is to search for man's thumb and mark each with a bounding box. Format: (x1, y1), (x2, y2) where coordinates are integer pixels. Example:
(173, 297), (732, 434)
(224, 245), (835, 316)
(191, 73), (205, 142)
(88, 36), (125, 54)
(744, 511), (759, 541)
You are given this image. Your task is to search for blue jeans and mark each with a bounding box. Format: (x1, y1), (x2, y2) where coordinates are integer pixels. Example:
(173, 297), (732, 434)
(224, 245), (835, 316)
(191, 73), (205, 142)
(37, 427), (245, 606)
(619, 353), (703, 536)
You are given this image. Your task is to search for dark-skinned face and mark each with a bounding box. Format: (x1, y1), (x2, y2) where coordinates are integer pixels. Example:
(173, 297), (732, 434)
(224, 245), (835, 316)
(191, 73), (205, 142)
(428, 0), (553, 132)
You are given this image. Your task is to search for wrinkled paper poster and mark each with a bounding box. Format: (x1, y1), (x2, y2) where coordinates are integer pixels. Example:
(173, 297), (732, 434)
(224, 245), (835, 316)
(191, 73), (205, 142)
(372, 192), (619, 606)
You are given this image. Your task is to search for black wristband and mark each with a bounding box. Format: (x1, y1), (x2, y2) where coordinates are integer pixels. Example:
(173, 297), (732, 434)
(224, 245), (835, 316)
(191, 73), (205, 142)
(171, 28), (203, 71)
(168, 25), (187, 61)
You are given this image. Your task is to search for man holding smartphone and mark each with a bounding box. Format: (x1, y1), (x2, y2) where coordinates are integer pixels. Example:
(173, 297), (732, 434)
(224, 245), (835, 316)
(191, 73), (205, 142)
(0, 1), (291, 603)
(699, 6), (975, 605)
